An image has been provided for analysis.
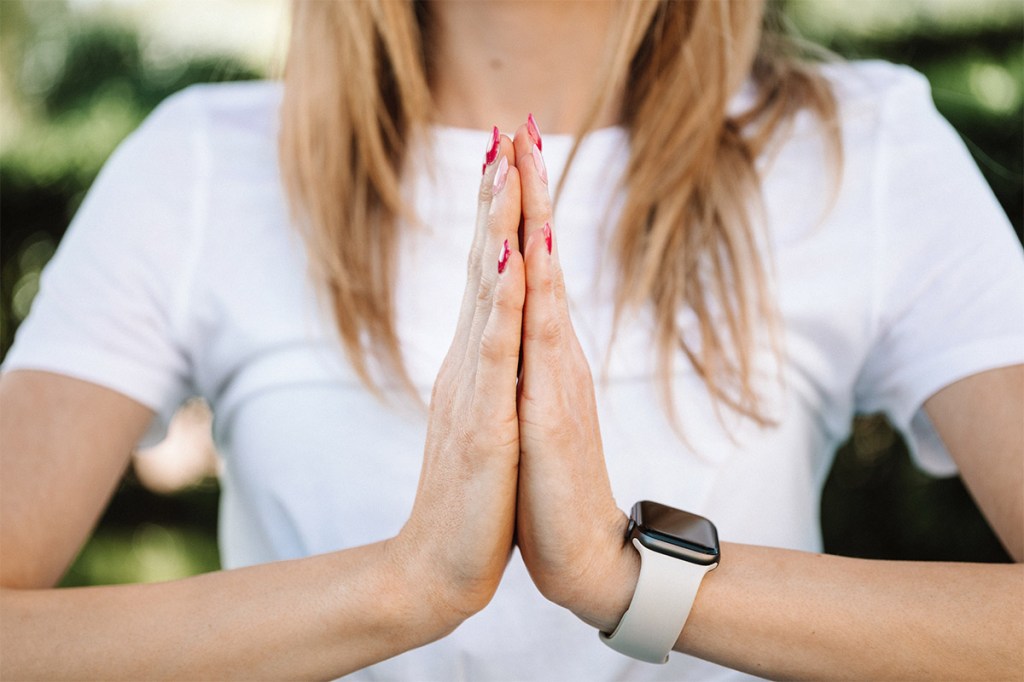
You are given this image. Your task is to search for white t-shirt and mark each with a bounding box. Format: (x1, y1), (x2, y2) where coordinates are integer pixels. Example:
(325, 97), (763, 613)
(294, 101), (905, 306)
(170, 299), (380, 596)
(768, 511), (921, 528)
(5, 60), (1023, 681)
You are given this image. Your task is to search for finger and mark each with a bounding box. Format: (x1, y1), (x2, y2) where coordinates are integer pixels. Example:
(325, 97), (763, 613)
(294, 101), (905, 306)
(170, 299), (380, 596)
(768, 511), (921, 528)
(467, 156), (522, 362)
(469, 126), (504, 277)
(473, 245), (525, 419)
(520, 219), (565, 404)
(454, 130), (514, 351)
(513, 114), (553, 246)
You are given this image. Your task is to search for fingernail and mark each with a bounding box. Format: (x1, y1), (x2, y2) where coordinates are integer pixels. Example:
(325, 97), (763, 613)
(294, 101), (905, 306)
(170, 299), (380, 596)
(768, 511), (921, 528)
(527, 113), (542, 151)
(542, 222), (552, 254)
(532, 144), (548, 185)
(498, 239), (510, 274)
(482, 126), (500, 175)
(493, 156), (509, 194)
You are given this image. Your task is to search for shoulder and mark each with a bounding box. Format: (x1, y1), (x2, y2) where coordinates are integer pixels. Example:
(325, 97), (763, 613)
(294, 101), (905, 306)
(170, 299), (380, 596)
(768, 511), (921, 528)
(771, 59), (975, 205)
(84, 81), (280, 214)
(61, 81), (285, 263)
(108, 80), (285, 217)
(818, 59), (930, 107)
(138, 80), (283, 144)
(814, 60), (941, 148)
(756, 60), (945, 197)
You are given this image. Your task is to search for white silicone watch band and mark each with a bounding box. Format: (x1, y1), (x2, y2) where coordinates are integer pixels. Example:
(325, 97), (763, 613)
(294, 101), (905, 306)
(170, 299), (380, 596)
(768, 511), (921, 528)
(599, 537), (716, 663)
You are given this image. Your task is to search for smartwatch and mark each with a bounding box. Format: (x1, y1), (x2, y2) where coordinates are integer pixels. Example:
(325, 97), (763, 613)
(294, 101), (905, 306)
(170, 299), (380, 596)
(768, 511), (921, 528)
(599, 500), (720, 663)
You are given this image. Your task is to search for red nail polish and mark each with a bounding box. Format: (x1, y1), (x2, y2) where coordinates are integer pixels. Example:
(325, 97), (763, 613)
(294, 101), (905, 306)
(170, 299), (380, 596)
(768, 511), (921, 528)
(527, 113), (542, 151)
(542, 222), (552, 254)
(498, 239), (510, 274)
(482, 126), (500, 174)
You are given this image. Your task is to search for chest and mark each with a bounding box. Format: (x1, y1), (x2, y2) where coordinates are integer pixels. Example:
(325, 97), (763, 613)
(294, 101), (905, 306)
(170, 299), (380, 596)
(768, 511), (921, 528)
(191, 143), (875, 564)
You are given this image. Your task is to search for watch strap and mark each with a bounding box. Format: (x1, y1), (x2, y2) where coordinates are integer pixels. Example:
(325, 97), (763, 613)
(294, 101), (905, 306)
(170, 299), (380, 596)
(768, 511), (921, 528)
(599, 537), (715, 664)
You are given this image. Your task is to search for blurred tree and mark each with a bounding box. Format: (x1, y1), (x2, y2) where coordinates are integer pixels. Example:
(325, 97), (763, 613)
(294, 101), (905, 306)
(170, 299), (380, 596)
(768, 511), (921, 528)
(1, 2), (260, 354)
(1, 0), (260, 584)
(0, 0), (1019, 587)
(787, 0), (1021, 564)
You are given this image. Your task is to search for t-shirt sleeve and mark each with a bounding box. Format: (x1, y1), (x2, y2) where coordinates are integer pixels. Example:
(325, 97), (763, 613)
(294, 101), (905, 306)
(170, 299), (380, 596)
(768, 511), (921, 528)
(853, 65), (1024, 476)
(1, 88), (208, 447)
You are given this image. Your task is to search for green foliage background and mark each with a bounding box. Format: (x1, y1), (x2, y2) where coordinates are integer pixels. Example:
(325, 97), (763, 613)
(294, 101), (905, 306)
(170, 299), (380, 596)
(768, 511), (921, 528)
(1, 0), (1020, 585)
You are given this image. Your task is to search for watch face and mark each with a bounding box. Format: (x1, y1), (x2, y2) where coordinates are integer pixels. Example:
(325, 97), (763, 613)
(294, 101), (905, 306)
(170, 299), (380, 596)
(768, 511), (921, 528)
(631, 500), (720, 565)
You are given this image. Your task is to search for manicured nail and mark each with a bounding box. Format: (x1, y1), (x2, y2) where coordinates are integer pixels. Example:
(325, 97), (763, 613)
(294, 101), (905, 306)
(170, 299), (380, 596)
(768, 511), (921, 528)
(542, 222), (552, 254)
(493, 156), (509, 194)
(527, 113), (542, 151)
(532, 144), (548, 185)
(498, 239), (510, 274)
(482, 126), (500, 175)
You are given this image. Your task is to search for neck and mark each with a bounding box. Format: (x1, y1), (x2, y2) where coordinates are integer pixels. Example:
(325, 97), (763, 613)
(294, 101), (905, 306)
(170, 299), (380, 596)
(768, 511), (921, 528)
(428, 0), (623, 135)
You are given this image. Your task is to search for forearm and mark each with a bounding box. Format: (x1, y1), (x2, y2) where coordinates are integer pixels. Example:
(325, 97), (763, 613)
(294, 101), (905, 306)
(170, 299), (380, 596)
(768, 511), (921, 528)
(676, 543), (1023, 680)
(1, 539), (453, 680)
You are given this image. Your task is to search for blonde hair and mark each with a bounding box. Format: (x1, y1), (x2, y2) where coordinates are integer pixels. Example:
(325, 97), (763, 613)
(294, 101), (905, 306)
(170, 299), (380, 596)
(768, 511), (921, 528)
(279, 0), (838, 422)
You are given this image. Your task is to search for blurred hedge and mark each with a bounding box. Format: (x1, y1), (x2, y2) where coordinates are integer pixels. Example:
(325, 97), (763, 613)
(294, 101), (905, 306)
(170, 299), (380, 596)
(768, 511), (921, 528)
(1, 1), (1019, 586)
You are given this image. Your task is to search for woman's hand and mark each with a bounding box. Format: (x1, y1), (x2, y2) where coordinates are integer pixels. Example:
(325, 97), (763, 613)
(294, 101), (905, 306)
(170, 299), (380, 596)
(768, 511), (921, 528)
(389, 132), (526, 630)
(507, 118), (1023, 681)
(511, 120), (641, 633)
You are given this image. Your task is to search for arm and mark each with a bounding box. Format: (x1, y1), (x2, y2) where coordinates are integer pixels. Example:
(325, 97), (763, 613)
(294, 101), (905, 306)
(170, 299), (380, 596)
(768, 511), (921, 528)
(509, 119), (1023, 679)
(671, 367), (1023, 679)
(923, 365), (1023, 561)
(2, 371), (435, 680)
(673, 542), (1021, 680)
(1, 133), (527, 680)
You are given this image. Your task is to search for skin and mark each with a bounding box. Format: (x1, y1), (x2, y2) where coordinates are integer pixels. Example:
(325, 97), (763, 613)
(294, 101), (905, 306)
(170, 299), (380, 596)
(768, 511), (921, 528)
(508, 122), (1024, 679)
(2, 1), (1021, 679)
(430, 0), (622, 134)
(0, 140), (525, 677)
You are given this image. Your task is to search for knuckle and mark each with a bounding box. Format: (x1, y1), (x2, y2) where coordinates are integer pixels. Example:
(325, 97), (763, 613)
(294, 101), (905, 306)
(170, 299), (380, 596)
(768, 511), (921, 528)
(477, 178), (494, 206)
(452, 424), (480, 459)
(491, 283), (522, 315)
(475, 274), (496, 306)
(429, 372), (458, 414)
(525, 315), (562, 345)
(485, 208), (509, 240)
(549, 419), (581, 450)
(469, 398), (519, 447)
(551, 267), (567, 299)
(526, 264), (554, 295)
(532, 196), (554, 221)
(478, 329), (514, 365)
(465, 248), (479, 278)
(432, 358), (455, 397)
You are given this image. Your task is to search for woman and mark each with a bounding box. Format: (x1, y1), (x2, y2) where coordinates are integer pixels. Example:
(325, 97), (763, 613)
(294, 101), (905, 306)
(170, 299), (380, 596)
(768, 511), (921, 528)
(2, 1), (1021, 679)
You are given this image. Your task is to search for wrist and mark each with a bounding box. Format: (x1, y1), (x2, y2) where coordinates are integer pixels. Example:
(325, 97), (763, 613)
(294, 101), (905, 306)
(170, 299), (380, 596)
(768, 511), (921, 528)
(598, 501), (721, 664)
(566, 510), (641, 633)
(381, 535), (469, 640)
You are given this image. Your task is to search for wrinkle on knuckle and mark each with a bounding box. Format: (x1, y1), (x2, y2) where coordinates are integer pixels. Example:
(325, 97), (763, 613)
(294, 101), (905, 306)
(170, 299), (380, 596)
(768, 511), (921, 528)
(477, 181), (494, 206)
(571, 356), (595, 387)
(524, 316), (562, 345)
(532, 197), (554, 222)
(486, 208), (510, 239)
(550, 421), (581, 451)
(432, 360), (458, 402)
(452, 424), (478, 459)
(465, 253), (479, 279)
(491, 286), (522, 316)
(475, 275), (496, 306)
(551, 269), (568, 300)
(526, 267), (553, 296)
(478, 330), (515, 365)
(469, 401), (519, 450)
(523, 408), (574, 447)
